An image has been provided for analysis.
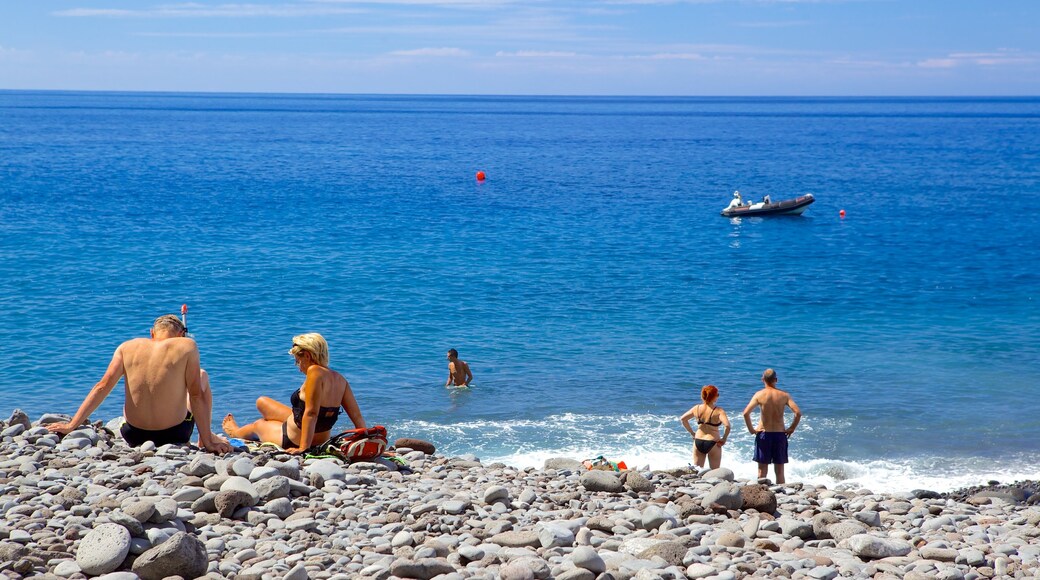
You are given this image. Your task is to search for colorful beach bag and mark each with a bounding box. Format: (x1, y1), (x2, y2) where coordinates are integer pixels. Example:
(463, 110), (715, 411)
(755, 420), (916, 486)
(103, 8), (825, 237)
(322, 425), (388, 462)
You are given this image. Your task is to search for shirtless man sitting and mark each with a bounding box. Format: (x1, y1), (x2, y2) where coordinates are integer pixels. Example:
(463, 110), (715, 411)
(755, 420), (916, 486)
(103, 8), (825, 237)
(445, 349), (473, 387)
(47, 314), (231, 453)
(742, 368), (801, 484)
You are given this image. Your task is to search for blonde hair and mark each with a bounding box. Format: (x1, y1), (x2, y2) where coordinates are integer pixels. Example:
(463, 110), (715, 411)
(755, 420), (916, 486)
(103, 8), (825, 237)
(153, 314), (186, 335)
(288, 333), (329, 366)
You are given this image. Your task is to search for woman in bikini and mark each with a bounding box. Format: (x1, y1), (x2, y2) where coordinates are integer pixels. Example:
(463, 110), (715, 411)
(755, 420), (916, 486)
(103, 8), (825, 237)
(680, 385), (731, 470)
(223, 333), (366, 454)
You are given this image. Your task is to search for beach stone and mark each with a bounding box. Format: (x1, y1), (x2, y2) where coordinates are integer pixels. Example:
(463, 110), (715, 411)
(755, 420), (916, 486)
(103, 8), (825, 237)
(717, 532), (745, 548)
(854, 510), (881, 527)
(395, 438), (436, 455)
(53, 560), (82, 577)
(638, 541), (686, 566)
(265, 497), (293, 519)
(131, 531), (208, 580)
(556, 570), (595, 580)
(812, 513), (840, 539)
(740, 483), (777, 514)
(254, 475), (291, 501)
(827, 520), (868, 541)
(807, 566), (838, 580)
(230, 457), (256, 477)
(544, 458), (584, 471)
(500, 560), (536, 580)
(484, 485), (510, 504)
(248, 465), (281, 482)
(2, 423), (26, 437)
(956, 548), (986, 566)
(283, 564), (309, 580)
(701, 467), (734, 481)
(538, 524), (575, 548)
(220, 476), (260, 503)
(184, 454), (217, 477)
(491, 530), (542, 548)
(625, 471), (654, 493)
(0, 543), (29, 561)
(458, 545), (484, 563)
(845, 534), (912, 559)
(389, 557), (454, 579)
(920, 546), (959, 561)
(76, 523), (132, 576)
(122, 499), (157, 523)
(148, 498), (178, 523)
(570, 546), (606, 574)
(305, 459), (346, 487)
(519, 488), (538, 504)
(392, 530), (414, 547)
(107, 510), (145, 537)
(701, 482), (743, 510)
(580, 471), (623, 493)
(780, 516), (814, 540)
(641, 505), (677, 530)
(440, 499), (470, 514)
(191, 491), (218, 514)
(172, 487), (207, 503)
(687, 564), (717, 579)
(7, 409), (31, 430)
(215, 490), (255, 518)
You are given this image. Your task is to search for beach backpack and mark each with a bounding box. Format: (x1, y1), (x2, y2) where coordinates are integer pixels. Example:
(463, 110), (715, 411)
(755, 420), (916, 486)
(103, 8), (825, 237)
(322, 426), (388, 462)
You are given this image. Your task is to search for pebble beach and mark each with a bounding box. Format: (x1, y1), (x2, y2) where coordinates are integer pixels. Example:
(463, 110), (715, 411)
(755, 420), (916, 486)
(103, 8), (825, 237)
(2, 411), (1039, 580)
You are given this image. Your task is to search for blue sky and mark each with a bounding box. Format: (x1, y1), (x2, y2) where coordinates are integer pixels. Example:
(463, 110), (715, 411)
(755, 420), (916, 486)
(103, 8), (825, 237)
(1, 1), (1038, 95)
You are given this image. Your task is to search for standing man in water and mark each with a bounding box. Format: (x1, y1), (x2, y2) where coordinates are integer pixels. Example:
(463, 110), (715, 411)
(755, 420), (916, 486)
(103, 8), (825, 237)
(445, 349), (473, 387)
(742, 368), (801, 484)
(47, 314), (231, 453)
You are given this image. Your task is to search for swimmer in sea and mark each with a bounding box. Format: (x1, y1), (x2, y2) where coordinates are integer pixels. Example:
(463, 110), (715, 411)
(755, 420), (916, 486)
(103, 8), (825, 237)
(445, 349), (472, 388)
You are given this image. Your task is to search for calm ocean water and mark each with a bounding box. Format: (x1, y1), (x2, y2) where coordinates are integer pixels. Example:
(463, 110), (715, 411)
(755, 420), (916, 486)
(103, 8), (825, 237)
(1, 91), (1038, 491)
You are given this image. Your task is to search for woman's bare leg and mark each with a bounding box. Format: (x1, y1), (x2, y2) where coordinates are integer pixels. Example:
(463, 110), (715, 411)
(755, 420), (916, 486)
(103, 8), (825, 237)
(707, 444), (723, 470)
(223, 415), (285, 445)
(692, 445), (706, 468)
(256, 397), (292, 421)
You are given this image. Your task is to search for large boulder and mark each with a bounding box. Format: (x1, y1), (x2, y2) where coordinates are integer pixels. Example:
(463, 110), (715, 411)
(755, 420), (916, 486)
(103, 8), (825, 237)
(624, 471), (655, 493)
(740, 484), (777, 514)
(76, 524), (131, 576)
(395, 438), (436, 455)
(580, 471), (623, 493)
(701, 482), (743, 510)
(131, 532), (208, 580)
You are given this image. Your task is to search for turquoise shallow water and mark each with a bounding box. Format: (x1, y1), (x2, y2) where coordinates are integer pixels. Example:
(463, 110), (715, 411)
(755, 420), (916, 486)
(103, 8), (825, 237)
(1, 92), (1038, 490)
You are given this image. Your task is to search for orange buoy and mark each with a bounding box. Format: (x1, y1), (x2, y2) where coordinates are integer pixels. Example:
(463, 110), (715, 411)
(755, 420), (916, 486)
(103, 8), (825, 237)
(476, 171), (486, 182)
(839, 209), (846, 218)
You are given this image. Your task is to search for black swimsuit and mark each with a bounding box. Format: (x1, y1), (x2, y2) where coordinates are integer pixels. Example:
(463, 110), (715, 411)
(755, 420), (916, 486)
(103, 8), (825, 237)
(121, 412), (195, 447)
(694, 406), (722, 454)
(281, 388), (341, 449)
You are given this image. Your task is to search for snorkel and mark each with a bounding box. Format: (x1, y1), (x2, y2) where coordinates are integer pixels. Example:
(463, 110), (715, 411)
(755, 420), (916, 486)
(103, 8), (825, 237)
(181, 304), (193, 338)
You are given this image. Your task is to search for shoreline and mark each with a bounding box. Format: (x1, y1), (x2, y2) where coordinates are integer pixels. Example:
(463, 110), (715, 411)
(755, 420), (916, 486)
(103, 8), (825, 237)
(2, 414), (1039, 579)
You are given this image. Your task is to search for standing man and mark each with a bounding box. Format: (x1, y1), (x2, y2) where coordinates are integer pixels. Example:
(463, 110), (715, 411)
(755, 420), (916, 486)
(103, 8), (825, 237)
(47, 314), (231, 453)
(445, 349), (473, 387)
(742, 368), (801, 484)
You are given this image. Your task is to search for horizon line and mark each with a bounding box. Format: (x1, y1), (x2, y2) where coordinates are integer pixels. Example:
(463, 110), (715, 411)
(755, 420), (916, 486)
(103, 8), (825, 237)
(2, 88), (1038, 99)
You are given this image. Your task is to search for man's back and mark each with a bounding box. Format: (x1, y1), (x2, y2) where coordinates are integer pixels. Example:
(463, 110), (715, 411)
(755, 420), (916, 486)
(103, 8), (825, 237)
(752, 386), (791, 432)
(120, 336), (196, 430)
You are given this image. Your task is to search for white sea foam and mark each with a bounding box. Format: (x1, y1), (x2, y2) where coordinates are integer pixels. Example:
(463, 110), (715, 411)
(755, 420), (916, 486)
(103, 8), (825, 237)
(395, 413), (1040, 493)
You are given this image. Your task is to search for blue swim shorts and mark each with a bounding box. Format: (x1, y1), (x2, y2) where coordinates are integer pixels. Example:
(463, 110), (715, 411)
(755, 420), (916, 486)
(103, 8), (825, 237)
(753, 431), (789, 464)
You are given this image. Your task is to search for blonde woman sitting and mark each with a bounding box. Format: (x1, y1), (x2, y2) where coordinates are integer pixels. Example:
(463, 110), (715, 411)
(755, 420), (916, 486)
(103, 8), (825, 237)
(223, 333), (365, 454)
(680, 385), (731, 470)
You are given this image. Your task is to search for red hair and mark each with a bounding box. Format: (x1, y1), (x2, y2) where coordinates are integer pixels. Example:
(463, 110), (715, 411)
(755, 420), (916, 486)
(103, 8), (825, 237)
(701, 384), (718, 403)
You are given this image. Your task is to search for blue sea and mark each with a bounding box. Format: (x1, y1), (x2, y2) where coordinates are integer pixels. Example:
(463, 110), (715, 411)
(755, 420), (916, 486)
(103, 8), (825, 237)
(1, 91), (1038, 492)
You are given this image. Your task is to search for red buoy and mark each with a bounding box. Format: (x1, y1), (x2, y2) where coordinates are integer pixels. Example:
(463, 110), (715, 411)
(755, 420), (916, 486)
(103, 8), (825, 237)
(839, 209), (846, 218)
(476, 171), (486, 182)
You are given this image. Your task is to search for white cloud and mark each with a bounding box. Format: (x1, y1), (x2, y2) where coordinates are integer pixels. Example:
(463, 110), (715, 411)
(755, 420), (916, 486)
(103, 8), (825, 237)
(495, 50), (579, 58)
(644, 52), (704, 60)
(389, 47), (471, 57)
(917, 51), (1036, 69)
